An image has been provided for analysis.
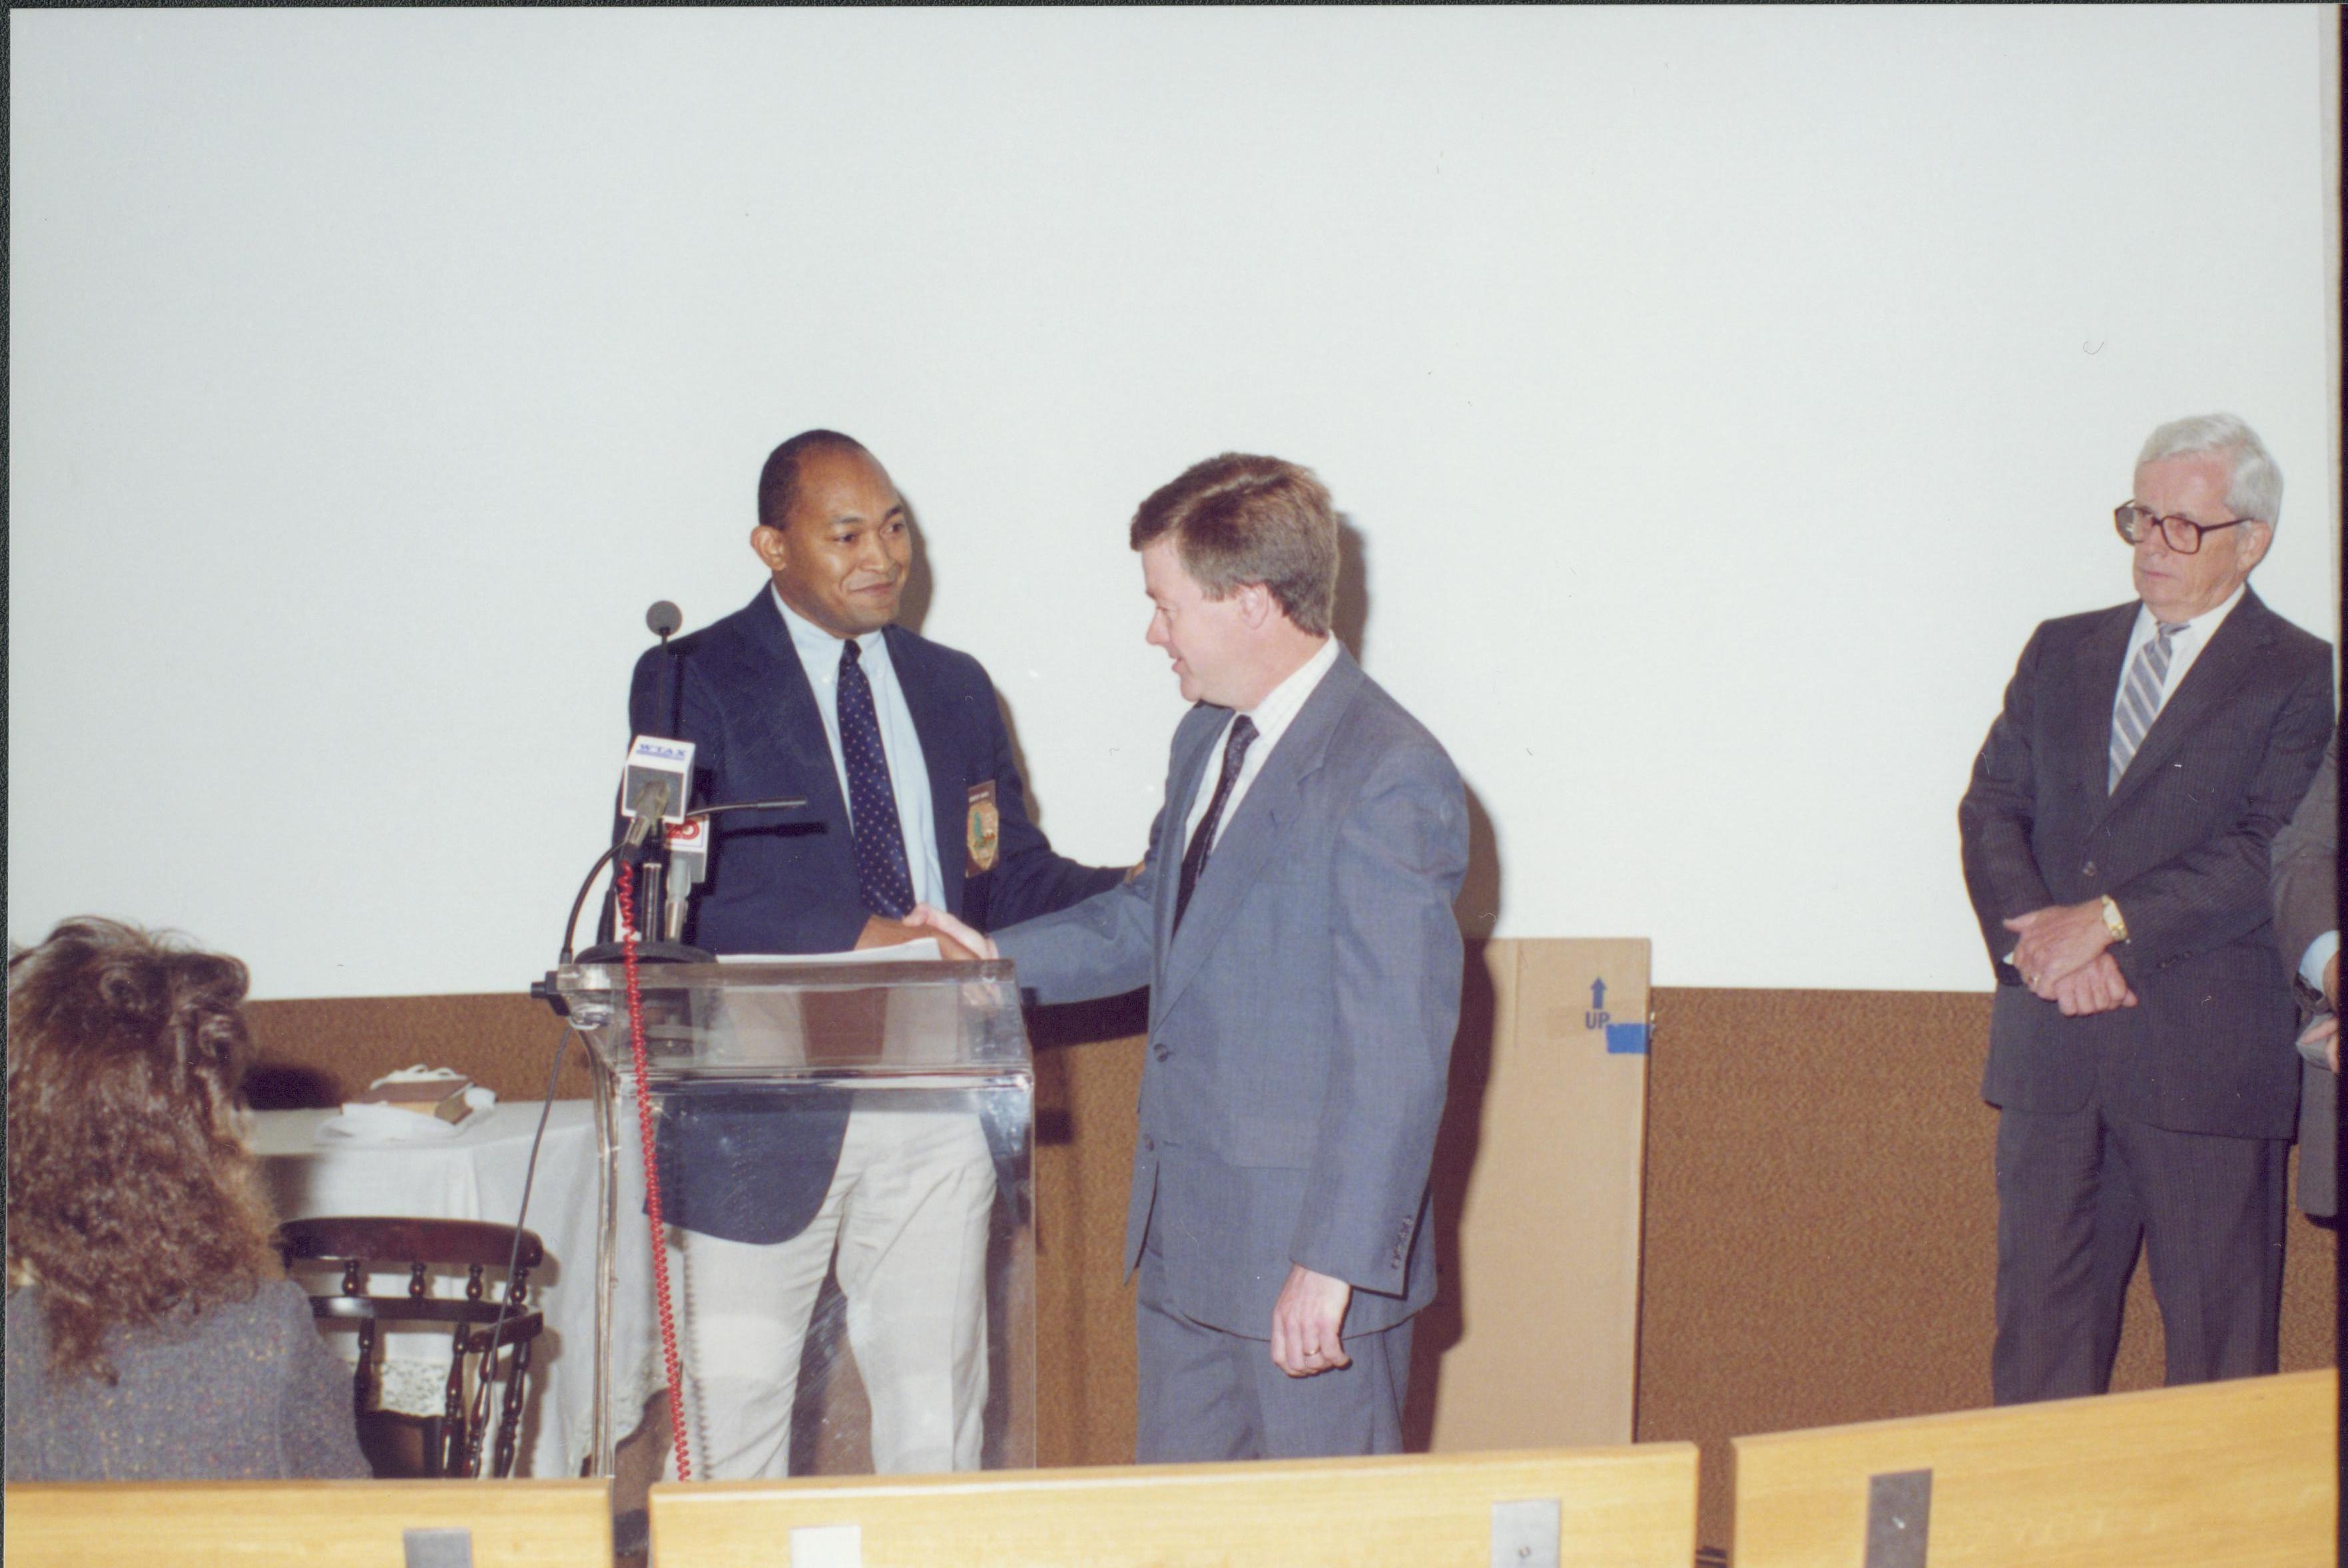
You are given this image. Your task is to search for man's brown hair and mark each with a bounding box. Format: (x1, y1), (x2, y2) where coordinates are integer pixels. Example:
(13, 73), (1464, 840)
(1128, 453), (1339, 637)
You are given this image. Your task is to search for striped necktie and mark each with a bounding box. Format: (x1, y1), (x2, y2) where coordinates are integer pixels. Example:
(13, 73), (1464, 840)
(2108, 620), (2186, 793)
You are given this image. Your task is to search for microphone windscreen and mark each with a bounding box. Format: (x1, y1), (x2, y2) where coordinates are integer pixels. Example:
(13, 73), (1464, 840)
(647, 600), (683, 639)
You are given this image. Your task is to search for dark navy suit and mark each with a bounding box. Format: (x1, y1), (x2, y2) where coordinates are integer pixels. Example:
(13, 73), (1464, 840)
(1960, 587), (2331, 1400)
(627, 587), (1121, 1246)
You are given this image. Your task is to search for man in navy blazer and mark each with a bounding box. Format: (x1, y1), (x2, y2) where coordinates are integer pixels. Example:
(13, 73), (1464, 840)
(629, 430), (1120, 1477)
(1960, 413), (2332, 1404)
(917, 454), (1468, 1460)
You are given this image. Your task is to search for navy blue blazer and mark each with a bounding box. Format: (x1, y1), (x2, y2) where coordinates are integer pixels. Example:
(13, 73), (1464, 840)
(626, 587), (1123, 1244)
(1960, 588), (2333, 1139)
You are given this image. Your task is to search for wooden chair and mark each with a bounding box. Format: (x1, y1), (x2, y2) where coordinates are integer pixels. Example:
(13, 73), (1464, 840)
(1731, 1368), (2336, 1568)
(2, 1479), (611, 1568)
(649, 1443), (1700, 1568)
(278, 1215), (547, 1480)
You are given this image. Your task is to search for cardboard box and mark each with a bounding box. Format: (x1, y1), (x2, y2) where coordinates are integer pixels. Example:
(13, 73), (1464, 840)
(1427, 937), (1650, 1450)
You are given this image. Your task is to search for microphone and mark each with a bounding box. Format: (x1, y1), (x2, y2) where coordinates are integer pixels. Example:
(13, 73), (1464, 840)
(623, 778), (669, 850)
(647, 600), (687, 742)
(550, 792), (811, 983)
(619, 736), (695, 858)
(554, 607), (712, 981)
(663, 814), (709, 942)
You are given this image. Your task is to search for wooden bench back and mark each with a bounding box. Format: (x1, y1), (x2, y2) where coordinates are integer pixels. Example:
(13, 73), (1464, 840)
(649, 1444), (1697, 1568)
(2, 1478), (611, 1568)
(1732, 1368), (2336, 1568)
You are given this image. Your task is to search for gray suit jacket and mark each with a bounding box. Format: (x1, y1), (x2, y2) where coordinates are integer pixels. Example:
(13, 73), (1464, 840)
(2272, 728), (2338, 1217)
(997, 649), (1468, 1339)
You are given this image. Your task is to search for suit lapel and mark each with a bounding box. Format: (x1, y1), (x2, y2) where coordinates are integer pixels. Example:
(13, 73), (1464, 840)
(886, 627), (968, 915)
(1147, 706), (1223, 1023)
(2066, 603), (2136, 824)
(2106, 590), (2277, 812)
(1154, 654), (1362, 1017)
(732, 589), (855, 845)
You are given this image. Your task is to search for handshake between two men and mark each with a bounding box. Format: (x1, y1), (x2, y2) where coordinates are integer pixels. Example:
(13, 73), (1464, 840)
(900, 902), (1369, 1387)
(635, 431), (1469, 1467)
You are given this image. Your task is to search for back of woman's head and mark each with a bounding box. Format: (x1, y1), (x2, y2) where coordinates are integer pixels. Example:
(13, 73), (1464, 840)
(7, 918), (280, 1380)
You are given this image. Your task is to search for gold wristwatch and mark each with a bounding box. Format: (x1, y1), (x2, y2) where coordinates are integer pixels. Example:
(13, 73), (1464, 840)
(2100, 895), (2128, 945)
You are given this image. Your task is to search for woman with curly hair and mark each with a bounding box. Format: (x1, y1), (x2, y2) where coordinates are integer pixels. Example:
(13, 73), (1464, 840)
(4, 917), (366, 1480)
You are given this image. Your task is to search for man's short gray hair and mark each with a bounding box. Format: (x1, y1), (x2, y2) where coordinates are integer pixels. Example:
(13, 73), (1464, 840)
(2136, 413), (2283, 525)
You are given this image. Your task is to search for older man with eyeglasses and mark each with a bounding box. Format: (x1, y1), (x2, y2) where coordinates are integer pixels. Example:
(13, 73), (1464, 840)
(1958, 413), (2333, 1405)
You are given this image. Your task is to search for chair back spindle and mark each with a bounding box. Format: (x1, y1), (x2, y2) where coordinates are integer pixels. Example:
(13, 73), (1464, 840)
(277, 1216), (547, 1480)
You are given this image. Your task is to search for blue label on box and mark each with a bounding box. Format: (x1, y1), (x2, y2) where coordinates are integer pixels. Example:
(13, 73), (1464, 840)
(1604, 1022), (1649, 1055)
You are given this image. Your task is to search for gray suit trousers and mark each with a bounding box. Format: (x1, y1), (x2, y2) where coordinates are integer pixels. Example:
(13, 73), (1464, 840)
(1133, 1219), (1411, 1462)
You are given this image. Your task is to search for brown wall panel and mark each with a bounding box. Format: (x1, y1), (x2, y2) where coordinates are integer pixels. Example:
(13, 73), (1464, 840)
(1635, 985), (2339, 1553)
(243, 991), (592, 1108)
(1027, 994), (1148, 1467)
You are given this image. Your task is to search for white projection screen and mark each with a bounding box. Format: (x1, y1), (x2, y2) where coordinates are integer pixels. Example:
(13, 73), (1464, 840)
(9, 7), (2339, 999)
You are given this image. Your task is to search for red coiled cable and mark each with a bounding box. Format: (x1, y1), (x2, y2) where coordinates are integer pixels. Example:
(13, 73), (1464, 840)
(615, 860), (692, 1481)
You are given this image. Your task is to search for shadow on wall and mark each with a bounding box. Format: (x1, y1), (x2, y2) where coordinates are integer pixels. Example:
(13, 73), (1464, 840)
(908, 487), (1083, 853)
(1402, 932), (1501, 1451)
(1337, 515), (1510, 1447)
(896, 490), (936, 636)
(1332, 516), (1370, 668)
(1334, 516), (1503, 938)
(1454, 788), (1502, 941)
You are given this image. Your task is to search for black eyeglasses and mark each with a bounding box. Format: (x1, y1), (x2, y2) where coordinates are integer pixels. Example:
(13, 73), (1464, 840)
(2113, 502), (2257, 556)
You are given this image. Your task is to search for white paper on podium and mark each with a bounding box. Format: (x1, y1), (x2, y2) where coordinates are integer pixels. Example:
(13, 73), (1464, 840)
(716, 939), (944, 965)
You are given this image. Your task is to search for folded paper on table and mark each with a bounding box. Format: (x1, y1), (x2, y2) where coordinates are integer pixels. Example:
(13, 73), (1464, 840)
(351, 1064), (475, 1123)
(319, 1085), (498, 1143)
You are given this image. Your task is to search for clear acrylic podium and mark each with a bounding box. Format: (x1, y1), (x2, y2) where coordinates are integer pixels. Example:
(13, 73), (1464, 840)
(547, 957), (1036, 1479)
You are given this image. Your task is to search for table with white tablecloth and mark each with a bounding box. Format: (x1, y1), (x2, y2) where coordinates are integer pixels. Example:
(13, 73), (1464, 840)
(252, 1101), (655, 1478)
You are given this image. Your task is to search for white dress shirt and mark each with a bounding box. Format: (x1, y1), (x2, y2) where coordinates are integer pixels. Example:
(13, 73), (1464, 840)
(2304, 932), (2341, 995)
(771, 587), (944, 909)
(1183, 637), (1341, 853)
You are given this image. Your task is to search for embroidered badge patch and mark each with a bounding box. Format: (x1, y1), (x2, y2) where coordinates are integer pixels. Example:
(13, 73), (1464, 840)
(965, 780), (1001, 874)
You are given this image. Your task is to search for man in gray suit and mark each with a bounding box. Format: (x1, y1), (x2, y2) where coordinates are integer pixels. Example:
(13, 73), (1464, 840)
(1960, 413), (2332, 1403)
(914, 453), (1468, 1460)
(2272, 729), (2337, 1220)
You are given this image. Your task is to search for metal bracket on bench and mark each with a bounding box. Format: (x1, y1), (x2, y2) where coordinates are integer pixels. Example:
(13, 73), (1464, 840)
(1490, 1497), (1562, 1568)
(403, 1528), (473, 1568)
(1864, 1468), (1932, 1568)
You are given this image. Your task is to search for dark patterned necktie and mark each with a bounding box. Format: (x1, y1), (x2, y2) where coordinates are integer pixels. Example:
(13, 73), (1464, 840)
(2108, 620), (2186, 793)
(1175, 716), (1258, 931)
(838, 639), (916, 917)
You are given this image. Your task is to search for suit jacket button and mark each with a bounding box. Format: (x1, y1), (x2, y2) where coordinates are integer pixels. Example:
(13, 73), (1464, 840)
(2083, 860), (2098, 878)
(1153, 1045), (1171, 1062)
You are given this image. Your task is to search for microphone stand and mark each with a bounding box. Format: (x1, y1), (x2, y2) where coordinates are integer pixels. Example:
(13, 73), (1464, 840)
(595, 603), (689, 947)
(538, 798), (807, 1015)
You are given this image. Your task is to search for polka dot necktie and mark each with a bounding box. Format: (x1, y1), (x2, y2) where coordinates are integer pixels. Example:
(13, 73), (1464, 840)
(838, 639), (916, 918)
(1175, 715), (1258, 932)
